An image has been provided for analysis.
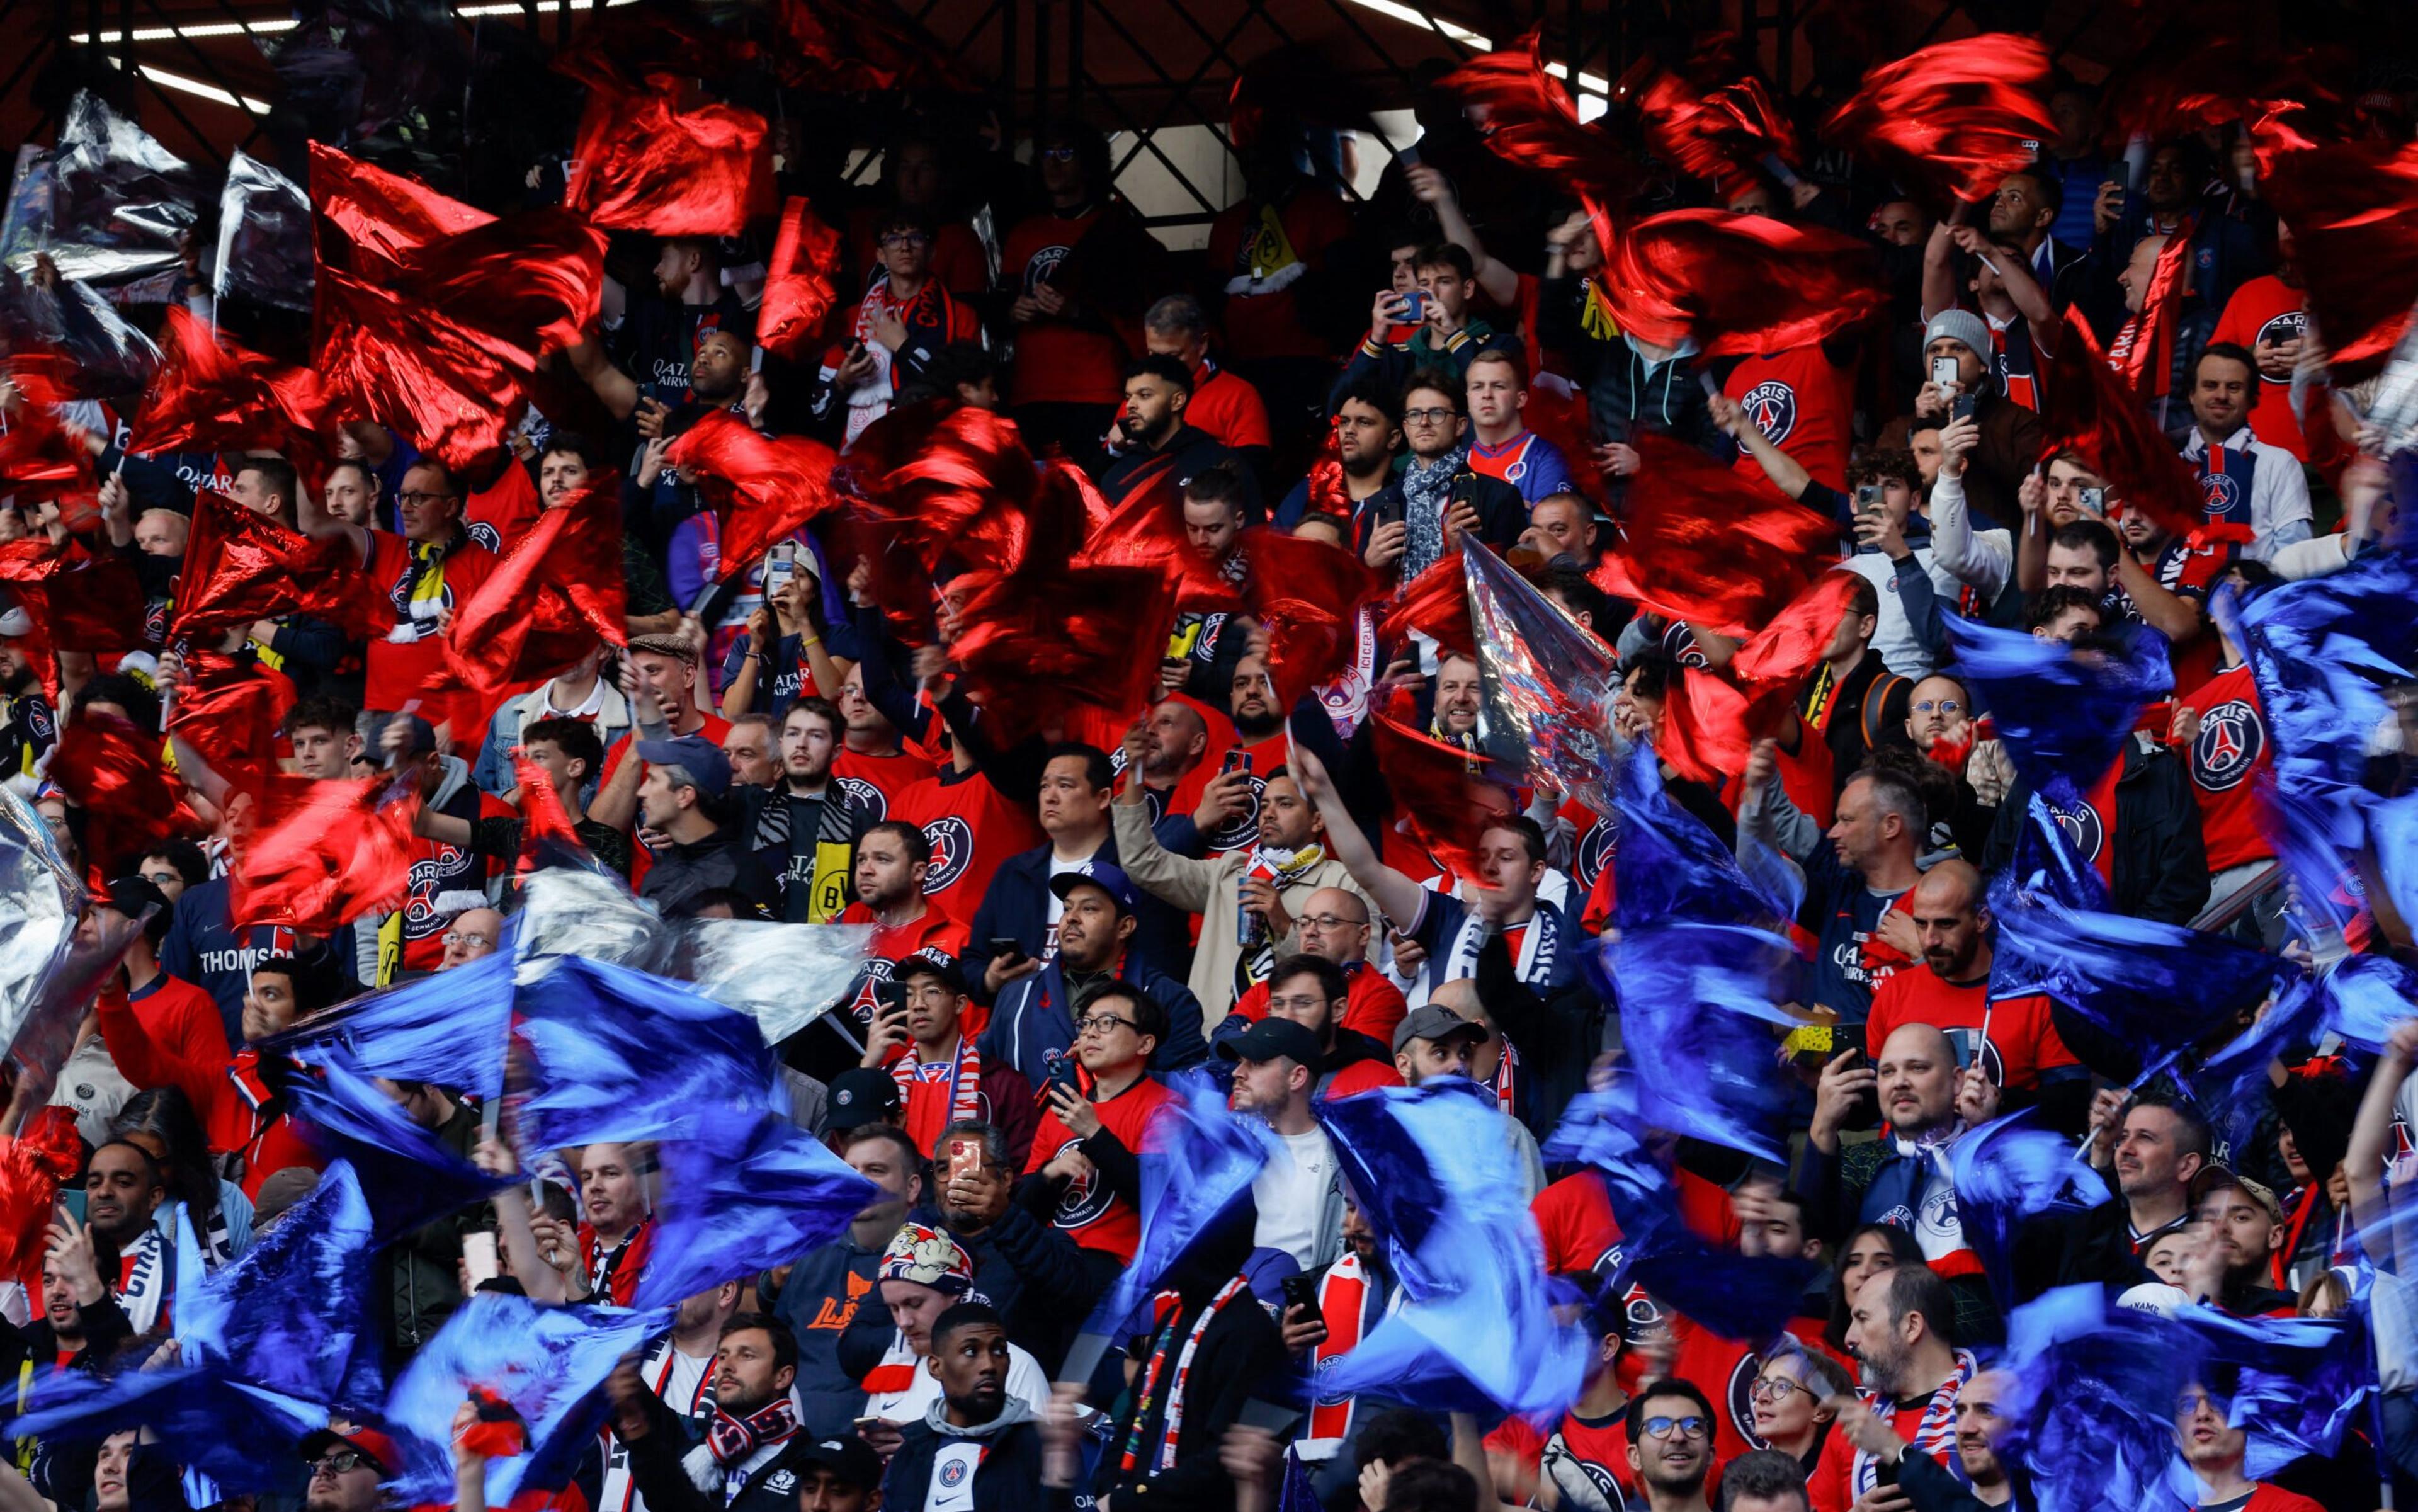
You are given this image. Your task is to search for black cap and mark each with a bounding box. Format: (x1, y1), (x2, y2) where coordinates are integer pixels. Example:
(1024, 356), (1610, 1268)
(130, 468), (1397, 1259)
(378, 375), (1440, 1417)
(1215, 1016), (1324, 1076)
(892, 954), (970, 998)
(825, 1066), (903, 1131)
(793, 1435), (885, 1489)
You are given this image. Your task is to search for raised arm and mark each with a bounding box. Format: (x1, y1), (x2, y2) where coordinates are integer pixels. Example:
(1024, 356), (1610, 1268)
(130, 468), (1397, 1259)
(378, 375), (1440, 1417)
(1289, 742), (1427, 931)
(1708, 390), (1813, 501)
(1407, 166), (1519, 307)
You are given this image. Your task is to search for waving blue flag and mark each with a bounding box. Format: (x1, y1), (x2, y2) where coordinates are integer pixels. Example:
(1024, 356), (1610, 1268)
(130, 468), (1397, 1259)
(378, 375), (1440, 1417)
(1316, 1080), (1587, 1419)
(1608, 742), (1790, 933)
(1607, 919), (1800, 1164)
(1999, 1285), (2200, 1512)
(515, 956), (778, 1148)
(1944, 617), (2170, 804)
(382, 1292), (669, 1506)
(1991, 884), (2294, 1084)
(2169, 1302), (2373, 1477)
(284, 1054), (518, 1241)
(176, 1160), (383, 1410)
(3, 1367), (326, 1493)
(1950, 1110), (2110, 1314)
(1084, 1068), (1274, 1340)
(263, 952), (515, 1098)
(2191, 957), (2409, 1159)
(2239, 545), (2418, 845)
(635, 1111), (878, 1310)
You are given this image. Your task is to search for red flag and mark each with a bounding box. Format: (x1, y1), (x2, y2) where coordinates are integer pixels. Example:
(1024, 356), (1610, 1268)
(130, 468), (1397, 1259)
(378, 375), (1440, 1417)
(768, 0), (967, 93)
(509, 749), (594, 877)
(440, 479), (628, 693)
(311, 144), (606, 471)
(1077, 481), (1240, 617)
(664, 411), (842, 584)
(1367, 709), (1514, 882)
(1376, 553), (1473, 658)
(171, 489), (377, 640)
(167, 652), (289, 791)
(1589, 436), (1839, 637)
(946, 564), (1175, 741)
(1302, 423), (1351, 522)
(0, 539), (149, 653)
(2263, 139), (2418, 382)
(1595, 210), (1884, 356)
(1657, 663), (1754, 790)
(0, 1108), (84, 1296)
(0, 400), (99, 528)
(2036, 317), (2206, 542)
(848, 403), (1062, 577)
(1728, 571), (1863, 690)
(1443, 37), (1642, 204)
(1822, 35), (2056, 215)
(137, 306), (331, 466)
(1235, 528), (1384, 713)
(227, 772), (422, 933)
(1626, 64), (1798, 195)
(2104, 227), (2194, 399)
(49, 713), (196, 872)
(564, 81), (772, 236)
(2105, 40), (2333, 156)
(757, 198), (847, 360)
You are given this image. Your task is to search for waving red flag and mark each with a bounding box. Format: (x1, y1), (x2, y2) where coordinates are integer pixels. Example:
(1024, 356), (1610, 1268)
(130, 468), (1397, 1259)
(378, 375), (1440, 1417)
(312, 144), (605, 470)
(1367, 709), (1514, 882)
(2264, 139), (2418, 382)
(137, 306), (332, 467)
(1300, 424), (1352, 522)
(1444, 37), (1642, 204)
(1657, 662), (1756, 790)
(1235, 528), (1384, 713)
(565, 82), (772, 236)
(769, 0), (967, 92)
(441, 480), (628, 693)
(0, 401), (100, 528)
(2105, 40), (2332, 156)
(2104, 227), (2193, 399)
(1590, 436), (1838, 637)
(227, 771), (422, 932)
(756, 198), (846, 360)
(664, 412), (842, 586)
(1376, 552), (1473, 658)
(167, 651), (289, 791)
(847, 403), (1059, 577)
(2036, 317), (2207, 542)
(510, 749), (596, 877)
(1728, 571), (1863, 690)
(50, 713), (196, 872)
(0, 538), (148, 653)
(1077, 481), (1240, 617)
(172, 490), (377, 640)
(1595, 210), (1884, 356)
(1627, 64), (1799, 195)
(1822, 36), (2055, 215)
(946, 563), (1174, 741)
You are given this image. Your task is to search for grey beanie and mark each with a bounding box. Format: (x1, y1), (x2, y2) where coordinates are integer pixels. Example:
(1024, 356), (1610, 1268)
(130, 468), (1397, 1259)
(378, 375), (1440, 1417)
(1922, 309), (1993, 367)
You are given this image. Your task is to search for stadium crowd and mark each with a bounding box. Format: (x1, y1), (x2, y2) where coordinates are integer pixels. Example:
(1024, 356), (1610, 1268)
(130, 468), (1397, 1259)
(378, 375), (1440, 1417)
(0, 10), (2415, 1512)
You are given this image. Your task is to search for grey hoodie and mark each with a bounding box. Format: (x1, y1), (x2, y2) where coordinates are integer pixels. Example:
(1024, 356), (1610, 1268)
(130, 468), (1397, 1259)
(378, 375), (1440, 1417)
(921, 1392), (1035, 1439)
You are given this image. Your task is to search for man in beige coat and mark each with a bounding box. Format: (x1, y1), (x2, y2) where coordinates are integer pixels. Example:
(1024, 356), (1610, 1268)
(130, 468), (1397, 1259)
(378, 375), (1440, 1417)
(1110, 724), (1370, 1028)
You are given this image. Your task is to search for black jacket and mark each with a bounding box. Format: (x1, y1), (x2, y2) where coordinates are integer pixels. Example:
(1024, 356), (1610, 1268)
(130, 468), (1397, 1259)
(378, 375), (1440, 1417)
(883, 1416), (1058, 1512)
(953, 1200), (1112, 1375)
(1352, 467), (1527, 574)
(1535, 275), (1723, 453)
(625, 1390), (820, 1512)
(1093, 1281), (1288, 1512)
(637, 826), (783, 919)
(1093, 426), (1259, 518)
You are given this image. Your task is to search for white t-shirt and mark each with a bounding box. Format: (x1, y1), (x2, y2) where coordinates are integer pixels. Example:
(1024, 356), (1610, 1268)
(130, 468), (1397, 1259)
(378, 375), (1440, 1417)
(1252, 1126), (1339, 1270)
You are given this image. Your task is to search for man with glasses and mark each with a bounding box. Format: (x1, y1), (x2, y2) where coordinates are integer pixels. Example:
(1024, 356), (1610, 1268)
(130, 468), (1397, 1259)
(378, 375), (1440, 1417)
(1222, 890), (1408, 1050)
(298, 1423), (400, 1512)
(1358, 371), (1524, 583)
(1483, 1277), (1647, 1511)
(819, 208), (979, 445)
(982, 865), (1205, 1085)
(1626, 1380), (1720, 1512)
(1019, 981), (1176, 1269)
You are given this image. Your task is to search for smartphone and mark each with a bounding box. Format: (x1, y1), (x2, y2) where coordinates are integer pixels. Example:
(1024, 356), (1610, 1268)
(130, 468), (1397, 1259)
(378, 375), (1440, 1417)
(1280, 1272), (1319, 1314)
(59, 1188), (86, 1225)
(764, 542), (796, 594)
(853, 1416), (888, 1435)
(2078, 486), (2106, 515)
(1400, 289), (1429, 323)
(1854, 484), (1884, 516)
(987, 936), (1027, 966)
(1045, 1055), (1084, 1103)
(1396, 144), (1422, 170)
(1951, 393), (1978, 422)
(947, 1137), (984, 1185)
(872, 977), (908, 1015)
(463, 1231), (500, 1288)
(1222, 748), (1253, 776)
(1931, 355), (1960, 390)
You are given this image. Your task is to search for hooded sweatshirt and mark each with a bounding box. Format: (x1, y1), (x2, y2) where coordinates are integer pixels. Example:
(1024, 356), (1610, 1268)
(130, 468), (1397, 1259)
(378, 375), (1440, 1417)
(882, 1394), (1054, 1512)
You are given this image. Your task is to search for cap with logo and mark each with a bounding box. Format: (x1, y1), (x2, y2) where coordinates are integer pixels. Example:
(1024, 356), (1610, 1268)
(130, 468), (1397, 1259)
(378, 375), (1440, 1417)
(825, 1066), (904, 1131)
(1048, 861), (1140, 918)
(300, 1424), (400, 1477)
(793, 1436), (884, 1489)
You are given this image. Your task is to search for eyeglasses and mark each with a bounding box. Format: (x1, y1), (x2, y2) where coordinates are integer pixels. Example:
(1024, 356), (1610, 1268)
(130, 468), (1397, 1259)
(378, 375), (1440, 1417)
(1402, 407), (1456, 424)
(880, 232), (931, 247)
(142, 871), (179, 887)
(1041, 146), (1078, 163)
(2176, 1392), (2218, 1418)
(1749, 1377), (1805, 1404)
(310, 1450), (372, 1478)
(1295, 914), (1368, 933)
(1076, 1014), (1139, 1037)
(1910, 698), (1965, 716)
(1642, 1415), (1708, 1441)
(443, 931), (494, 950)
(396, 491), (458, 508)
(1264, 994), (1335, 1015)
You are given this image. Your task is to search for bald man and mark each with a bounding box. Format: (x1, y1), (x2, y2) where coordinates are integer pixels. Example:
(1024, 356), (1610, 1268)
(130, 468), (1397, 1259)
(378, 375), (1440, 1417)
(439, 907), (504, 970)
(1219, 885), (1407, 1045)
(133, 508), (190, 557)
(1864, 861), (2087, 1123)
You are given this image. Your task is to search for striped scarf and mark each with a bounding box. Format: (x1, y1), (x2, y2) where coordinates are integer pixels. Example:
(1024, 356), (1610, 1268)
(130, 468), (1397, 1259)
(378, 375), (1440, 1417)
(1304, 1254), (1373, 1451)
(1121, 1277), (1248, 1475)
(1848, 1350), (1977, 1503)
(892, 1037), (985, 1152)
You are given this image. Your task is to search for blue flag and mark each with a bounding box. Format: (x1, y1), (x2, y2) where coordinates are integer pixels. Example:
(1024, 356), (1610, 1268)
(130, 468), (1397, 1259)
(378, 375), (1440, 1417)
(3, 1367), (327, 1493)
(635, 1111), (878, 1310)
(1086, 1068), (1275, 1339)
(283, 1053), (518, 1241)
(176, 1160), (383, 1410)
(1948, 1110), (2110, 1314)
(514, 956), (778, 1148)
(1943, 616), (2170, 804)
(1998, 1285), (2200, 1512)
(380, 1292), (669, 1506)
(1607, 919), (1800, 1164)
(2169, 1301), (2374, 1477)
(262, 952), (515, 1098)
(1608, 741), (1790, 933)
(1317, 1080), (1587, 1419)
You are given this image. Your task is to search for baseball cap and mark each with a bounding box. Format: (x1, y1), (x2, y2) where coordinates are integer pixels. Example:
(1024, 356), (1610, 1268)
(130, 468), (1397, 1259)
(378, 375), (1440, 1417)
(793, 1436), (885, 1490)
(893, 954), (970, 998)
(1050, 861), (1139, 918)
(825, 1066), (903, 1131)
(1216, 1016), (1324, 1076)
(300, 1424), (400, 1477)
(635, 734), (732, 798)
(1391, 1004), (1487, 1056)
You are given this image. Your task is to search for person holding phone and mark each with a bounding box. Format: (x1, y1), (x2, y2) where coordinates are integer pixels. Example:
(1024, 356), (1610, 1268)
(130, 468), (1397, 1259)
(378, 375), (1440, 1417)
(861, 958), (1035, 1169)
(1018, 979), (1177, 1266)
(1909, 311), (2040, 534)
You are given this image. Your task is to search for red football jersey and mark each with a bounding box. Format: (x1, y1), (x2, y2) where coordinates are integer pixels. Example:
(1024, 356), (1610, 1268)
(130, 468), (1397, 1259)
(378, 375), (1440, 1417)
(2210, 276), (2309, 460)
(1726, 347), (1853, 499)
(888, 769), (1045, 928)
(2173, 664), (2273, 873)
(833, 747), (936, 820)
(1228, 962), (1407, 1047)
(363, 531), (501, 735)
(1864, 972), (2079, 1092)
(1002, 208), (1130, 407)
(1023, 1074), (1174, 1262)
